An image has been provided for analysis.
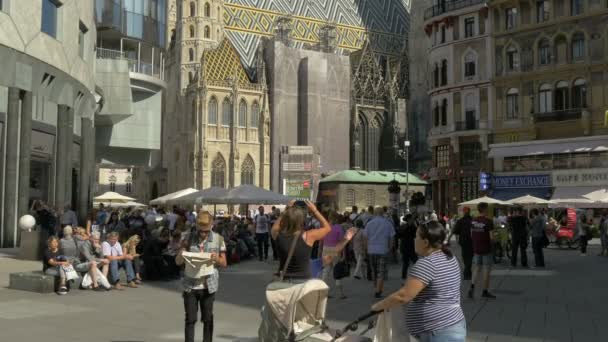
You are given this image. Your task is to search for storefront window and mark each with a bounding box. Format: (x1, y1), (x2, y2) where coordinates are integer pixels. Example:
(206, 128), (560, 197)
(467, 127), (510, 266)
(461, 177), (479, 202)
(435, 145), (450, 168)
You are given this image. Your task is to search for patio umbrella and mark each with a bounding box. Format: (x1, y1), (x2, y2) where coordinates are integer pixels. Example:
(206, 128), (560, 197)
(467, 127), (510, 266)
(93, 191), (135, 203)
(507, 195), (553, 206)
(96, 201), (147, 208)
(215, 185), (292, 205)
(167, 187), (229, 206)
(458, 196), (511, 207)
(150, 188), (198, 206)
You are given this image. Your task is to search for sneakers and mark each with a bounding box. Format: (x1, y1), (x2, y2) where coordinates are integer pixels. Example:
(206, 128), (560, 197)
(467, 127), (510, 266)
(57, 286), (68, 295)
(482, 290), (497, 299)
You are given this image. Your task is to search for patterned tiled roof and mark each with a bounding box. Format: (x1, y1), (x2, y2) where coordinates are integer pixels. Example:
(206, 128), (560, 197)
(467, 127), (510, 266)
(202, 39), (251, 84)
(223, 0), (411, 78)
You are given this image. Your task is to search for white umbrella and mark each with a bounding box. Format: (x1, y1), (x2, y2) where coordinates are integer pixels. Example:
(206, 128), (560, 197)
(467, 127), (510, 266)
(95, 201), (147, 208)
(93, 191), (135, 203)
(459, 196), (511, 206)
(150, 188), (198, 206)
(507, 195), (553, 206)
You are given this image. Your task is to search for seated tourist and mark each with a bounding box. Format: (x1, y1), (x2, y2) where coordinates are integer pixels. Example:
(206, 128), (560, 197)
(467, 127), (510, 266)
(122, 234), (143, 283)
(102, 232), (138, 289)
(77, 231), (110, 291)
(59, 226), (80, 265)
(142, 229), (171, 280)
(43, 236), (70, 295)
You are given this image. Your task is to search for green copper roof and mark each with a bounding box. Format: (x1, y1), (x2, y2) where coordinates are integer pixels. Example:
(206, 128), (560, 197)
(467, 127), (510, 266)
(319, 170), (428, 185)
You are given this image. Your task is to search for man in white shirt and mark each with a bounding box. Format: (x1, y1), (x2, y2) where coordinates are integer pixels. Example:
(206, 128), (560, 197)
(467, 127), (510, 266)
(254, 206), (270, 261)
(102, 232), (137, 289)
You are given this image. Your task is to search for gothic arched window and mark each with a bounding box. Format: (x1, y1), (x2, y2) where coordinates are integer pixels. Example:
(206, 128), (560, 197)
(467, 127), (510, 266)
(211, 154), (226, 188)
(204, 26), (210, 39)
(189, 25), (195, 38)
(222, 98), (231, 126)
(189, 48), (194, 61)
(204, 2), (211, 17)
(241, 156), (255, 185)
(238, 100), (247, 127)
(250, 101), (259, 127)
(190, 2), (196, 17)
(208, 97), (218, 125)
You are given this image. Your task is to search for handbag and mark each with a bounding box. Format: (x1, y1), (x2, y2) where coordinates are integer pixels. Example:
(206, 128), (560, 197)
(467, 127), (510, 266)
(62, 264), (79, 281)
(333, 259), (350, 280)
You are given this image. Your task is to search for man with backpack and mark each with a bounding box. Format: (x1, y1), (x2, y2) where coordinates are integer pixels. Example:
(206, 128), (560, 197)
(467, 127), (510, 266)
(450, 207), (474, 280)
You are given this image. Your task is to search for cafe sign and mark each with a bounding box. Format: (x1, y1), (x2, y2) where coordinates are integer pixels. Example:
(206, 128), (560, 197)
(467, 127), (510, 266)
(553, 168), (608, 187)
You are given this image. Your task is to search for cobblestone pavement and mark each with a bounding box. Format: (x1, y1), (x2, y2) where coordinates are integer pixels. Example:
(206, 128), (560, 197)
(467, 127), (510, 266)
(0, 241), (606, 342)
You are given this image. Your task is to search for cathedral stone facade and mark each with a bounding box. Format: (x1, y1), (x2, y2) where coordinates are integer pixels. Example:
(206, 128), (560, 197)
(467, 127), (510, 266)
(161, 0), (411, 194)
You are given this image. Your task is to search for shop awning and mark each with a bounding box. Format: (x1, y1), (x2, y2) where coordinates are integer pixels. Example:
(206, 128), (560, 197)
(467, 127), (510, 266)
(550, 186), (608, 208)
(488, 135), (608, 158)
(491, 187), (552, 201)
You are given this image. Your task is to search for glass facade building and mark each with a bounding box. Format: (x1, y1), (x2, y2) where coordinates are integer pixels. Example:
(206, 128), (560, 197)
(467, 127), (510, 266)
(95, 0), (166, 48)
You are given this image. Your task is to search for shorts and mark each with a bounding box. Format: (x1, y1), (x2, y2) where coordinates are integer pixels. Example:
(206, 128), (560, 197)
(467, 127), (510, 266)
(74, 261), (96, 273)
(369, 254), (388, 281)
(472, 254), (493, 266)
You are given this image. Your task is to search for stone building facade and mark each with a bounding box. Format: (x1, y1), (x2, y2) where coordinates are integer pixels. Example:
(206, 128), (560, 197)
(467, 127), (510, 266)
(424, 0), (493, 214)
(0, 0), (98, 246)
(162, 0), (412, 196)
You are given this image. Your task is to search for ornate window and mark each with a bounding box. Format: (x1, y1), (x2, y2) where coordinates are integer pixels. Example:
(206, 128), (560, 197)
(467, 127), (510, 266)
(572, 79), (587, 108)
(464, 17), (475, 38)
(441, 99), (448, 126)
(250, 101), (260, 127)
(211, 154), (226, 188)
(189, 25), (195, 38)
(441, 60), (448, 86)
(506, 46), (519, 70)
(536, 0), (550, 23)
(208, 97), (217, 125)
(365, 190), (375, 207)
(506, 88), (519, 119)
(505, 8), (517, 30)
(240, 156), (255, 185)
(238, 100), (247, 127)
(461, 177), (479, 202)
(345, 189), (355, 207)
(572, 32), (585, 60)
(460, 142), (482, 167)
(189, 48), (194, 61)
(190, 2), (196, 17)
(555, 81), (569, 111)
(204, 2), (211, 17)
(464, 52), (476, 77)
(539, 39), (550, 65)
(539, 83), (552, 113)
(435, 145), (450, 168)
(204, 26), (210, 39)
(433, 63), (439, 88)
(222, 98), (231, 127)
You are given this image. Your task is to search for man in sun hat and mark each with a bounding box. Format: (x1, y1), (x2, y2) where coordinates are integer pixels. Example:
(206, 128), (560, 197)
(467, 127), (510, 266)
(450, 206), (474, 280)
(176, 210), (227, 342)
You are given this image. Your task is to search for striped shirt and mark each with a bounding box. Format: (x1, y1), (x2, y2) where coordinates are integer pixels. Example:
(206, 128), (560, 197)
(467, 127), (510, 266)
(405, 251), (464, 336)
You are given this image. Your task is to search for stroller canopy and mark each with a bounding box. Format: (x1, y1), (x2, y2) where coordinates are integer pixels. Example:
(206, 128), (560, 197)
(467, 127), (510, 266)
(266, 279), (329, 332)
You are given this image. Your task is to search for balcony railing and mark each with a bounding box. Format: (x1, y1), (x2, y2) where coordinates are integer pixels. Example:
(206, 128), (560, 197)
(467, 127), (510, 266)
(424, 0), (487, 20)
(532, 108), (583, 123)
(455, 120), (479, 131)
(96, 45), (165, 81)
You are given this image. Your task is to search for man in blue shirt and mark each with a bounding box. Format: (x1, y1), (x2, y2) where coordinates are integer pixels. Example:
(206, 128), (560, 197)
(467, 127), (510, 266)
(363, 207), (395, 298)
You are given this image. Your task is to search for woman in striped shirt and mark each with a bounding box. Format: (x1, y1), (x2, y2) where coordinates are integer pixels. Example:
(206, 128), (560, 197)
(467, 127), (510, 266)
(371, 221), (465, 341)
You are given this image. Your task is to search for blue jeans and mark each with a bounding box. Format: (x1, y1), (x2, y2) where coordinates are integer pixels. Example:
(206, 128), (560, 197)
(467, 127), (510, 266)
(412, 319), (466, 342)
(109, 259), (135, 284)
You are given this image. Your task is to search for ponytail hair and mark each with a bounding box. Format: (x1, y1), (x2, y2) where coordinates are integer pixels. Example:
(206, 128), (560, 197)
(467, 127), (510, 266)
(419, 220), (454, 259)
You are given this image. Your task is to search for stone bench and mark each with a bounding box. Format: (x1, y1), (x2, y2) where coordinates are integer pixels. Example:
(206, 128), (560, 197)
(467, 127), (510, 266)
(9, 271), (83, 293)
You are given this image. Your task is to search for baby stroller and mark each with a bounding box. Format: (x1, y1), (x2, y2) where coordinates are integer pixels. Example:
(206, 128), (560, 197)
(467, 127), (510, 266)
(258, 279), (381, 341)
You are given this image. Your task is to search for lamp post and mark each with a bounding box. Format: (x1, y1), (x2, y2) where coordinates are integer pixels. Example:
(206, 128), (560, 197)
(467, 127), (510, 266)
(396, 140), (411, 213)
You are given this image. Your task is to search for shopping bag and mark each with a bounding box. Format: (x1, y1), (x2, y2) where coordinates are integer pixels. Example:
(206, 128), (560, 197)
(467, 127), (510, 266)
(96, 269), (111, 288)
(81, 273), (92, 287)
(62, 264), (80, 281)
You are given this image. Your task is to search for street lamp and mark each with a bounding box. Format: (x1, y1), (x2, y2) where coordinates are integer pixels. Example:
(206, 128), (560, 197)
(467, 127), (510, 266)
(396, 140), (411, 213)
